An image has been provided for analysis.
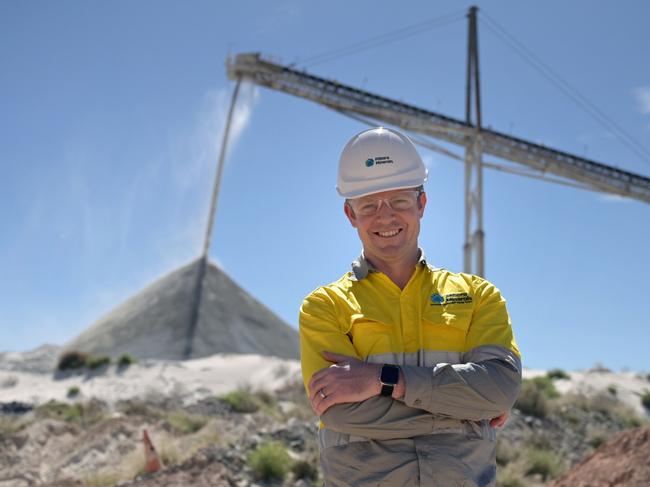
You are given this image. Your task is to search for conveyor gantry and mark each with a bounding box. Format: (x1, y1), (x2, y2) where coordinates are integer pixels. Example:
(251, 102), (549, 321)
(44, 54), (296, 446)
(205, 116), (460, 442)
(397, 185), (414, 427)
(227, 52), (650, 205)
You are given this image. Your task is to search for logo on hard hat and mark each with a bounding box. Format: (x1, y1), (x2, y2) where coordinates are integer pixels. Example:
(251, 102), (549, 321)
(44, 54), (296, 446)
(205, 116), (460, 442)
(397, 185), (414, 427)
(365, 156), (394, 168)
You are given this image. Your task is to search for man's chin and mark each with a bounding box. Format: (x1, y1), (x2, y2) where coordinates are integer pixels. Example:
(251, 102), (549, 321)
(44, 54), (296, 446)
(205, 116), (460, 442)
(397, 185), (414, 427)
(367, 244), (410, 261)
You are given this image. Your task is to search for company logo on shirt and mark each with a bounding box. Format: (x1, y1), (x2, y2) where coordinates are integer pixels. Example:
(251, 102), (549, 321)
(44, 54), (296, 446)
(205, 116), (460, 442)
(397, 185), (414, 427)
(430, 292), (473, 306)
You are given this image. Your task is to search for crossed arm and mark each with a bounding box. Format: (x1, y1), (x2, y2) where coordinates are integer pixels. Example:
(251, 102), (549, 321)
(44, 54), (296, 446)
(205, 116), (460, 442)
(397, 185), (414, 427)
(308, 350), (512, 439)
(299, 282), (521, 440)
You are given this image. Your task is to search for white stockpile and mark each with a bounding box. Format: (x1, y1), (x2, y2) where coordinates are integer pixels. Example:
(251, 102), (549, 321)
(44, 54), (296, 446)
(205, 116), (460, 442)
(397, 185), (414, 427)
(0, 348), (301, 407)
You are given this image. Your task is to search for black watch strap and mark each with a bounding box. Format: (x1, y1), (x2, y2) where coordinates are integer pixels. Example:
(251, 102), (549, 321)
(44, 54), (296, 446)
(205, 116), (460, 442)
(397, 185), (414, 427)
(379, 364), (400, 397)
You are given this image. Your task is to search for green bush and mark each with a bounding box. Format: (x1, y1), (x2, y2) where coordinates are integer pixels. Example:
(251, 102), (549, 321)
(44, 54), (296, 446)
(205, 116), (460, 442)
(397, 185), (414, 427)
(562, 392), (642, 428)
(496, 438), (519, 466)
(247, 441), (292, 482)
(529, 432), (553, 451)
(36, 400), (105, 425)
(86, 355), (110, 370)
(117, 400), (161, 418)
(221, 389), (260, 413)
(255, 390), (276, 408)
(515, 380), (550, 417)
(588, 433), (607, 449)
(607, 384), (617, 397)
(36, 401), (84, 422)
(117, 353), (137, 367)
(530, 376), (560, 399)
(67, 386), (80, 398)
(57, 351), (89, 371)
(523, 448), (564, 480)
(498, 467), (527, 487)
(547, 369), (570, 380)
(165, 410), (208, 435)
(292, 459), (318, 481)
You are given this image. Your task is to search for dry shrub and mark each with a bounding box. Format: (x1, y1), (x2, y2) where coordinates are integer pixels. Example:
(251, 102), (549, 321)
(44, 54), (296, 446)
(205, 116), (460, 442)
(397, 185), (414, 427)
(523, 447), (564, 480)
(57, 351), (89, 371)
(248, 441), (292, 482)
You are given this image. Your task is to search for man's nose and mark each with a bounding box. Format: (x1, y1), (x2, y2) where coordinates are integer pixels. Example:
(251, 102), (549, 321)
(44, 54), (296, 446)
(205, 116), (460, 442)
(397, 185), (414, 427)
(375, 199), (396, 218)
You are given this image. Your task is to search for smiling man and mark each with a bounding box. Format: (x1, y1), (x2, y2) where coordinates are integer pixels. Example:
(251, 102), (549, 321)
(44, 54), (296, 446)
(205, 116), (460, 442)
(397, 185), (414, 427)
(299, 127), (522, 486)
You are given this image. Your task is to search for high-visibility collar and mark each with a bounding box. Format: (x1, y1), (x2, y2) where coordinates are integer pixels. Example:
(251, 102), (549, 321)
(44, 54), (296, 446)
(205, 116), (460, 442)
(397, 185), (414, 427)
(350, 248), (432, 281)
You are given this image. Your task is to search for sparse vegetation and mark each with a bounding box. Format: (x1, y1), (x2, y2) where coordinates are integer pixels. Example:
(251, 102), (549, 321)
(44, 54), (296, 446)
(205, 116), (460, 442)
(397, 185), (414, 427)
(117, 353), (137, 367)
(82, 471), (122, 487)
(57, 351), (89, 371)
(221, 389), (275, 413)
(590, 363), (612, 373)
(86, 355), (110, 370)
(275, 379), (314, 421)
(57, 351), (115, 372)
(496, 438), (520, 466)
(67, 386), (80, 398)
(562, 392), (643, 428)
(291, 458), (318, 481)
(158, 439), (180, 466)
(497, 464), (527, 487)
(588, 433), (607, 449)
(547, 368), (570, 380)
(515, 378), (556, 417)
(117, 400), (162, 418)
(247, 441), (292, 482)
(82, 449), (144, 487)
(607, 384), (618, 396)
(165, 410), (208, 435)
(35, 400), (105, 425)
(530, 376), (560, 399)
(0, 416), (23, 440)
(523, 447), (564, 480)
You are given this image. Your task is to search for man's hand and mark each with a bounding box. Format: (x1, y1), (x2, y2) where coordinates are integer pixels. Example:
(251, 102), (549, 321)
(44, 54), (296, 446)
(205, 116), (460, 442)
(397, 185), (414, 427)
(489, 410), (509, 428)
(308, 351), (381, 416)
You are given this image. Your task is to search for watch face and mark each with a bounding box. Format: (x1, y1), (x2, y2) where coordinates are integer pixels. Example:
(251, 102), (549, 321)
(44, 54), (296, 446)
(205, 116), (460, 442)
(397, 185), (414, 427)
(381, 365), (399, 385)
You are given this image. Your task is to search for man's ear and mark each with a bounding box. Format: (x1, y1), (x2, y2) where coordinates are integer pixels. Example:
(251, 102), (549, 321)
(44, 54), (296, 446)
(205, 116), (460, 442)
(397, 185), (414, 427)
(418, 192), (427, 218)
(344, 202), (358, 228)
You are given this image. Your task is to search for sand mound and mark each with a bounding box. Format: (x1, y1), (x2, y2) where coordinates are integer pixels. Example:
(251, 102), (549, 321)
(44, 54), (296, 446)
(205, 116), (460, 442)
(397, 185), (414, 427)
(65, 258), (299, 361)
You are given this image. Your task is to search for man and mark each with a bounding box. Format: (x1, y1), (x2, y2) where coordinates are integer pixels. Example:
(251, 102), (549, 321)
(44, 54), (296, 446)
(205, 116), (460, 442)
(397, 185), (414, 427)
(299, 127), (521, 486)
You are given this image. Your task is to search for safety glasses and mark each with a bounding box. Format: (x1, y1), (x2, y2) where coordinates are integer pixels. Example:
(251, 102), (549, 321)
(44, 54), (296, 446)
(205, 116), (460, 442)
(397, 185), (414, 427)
(348, 190), (421, 216)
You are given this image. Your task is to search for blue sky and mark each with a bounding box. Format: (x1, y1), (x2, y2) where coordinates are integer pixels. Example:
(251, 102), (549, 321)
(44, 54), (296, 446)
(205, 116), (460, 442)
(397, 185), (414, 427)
(1, 1), (649, 371)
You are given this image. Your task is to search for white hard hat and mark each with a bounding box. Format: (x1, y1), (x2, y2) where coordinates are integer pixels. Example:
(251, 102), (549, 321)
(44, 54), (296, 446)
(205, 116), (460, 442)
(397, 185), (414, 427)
(336, 127), (428, 199)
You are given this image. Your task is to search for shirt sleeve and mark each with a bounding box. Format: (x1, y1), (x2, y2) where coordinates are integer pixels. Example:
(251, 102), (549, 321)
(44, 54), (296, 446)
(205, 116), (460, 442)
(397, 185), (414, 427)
(401, 276), (522, 420)
(300, 287), (439, 440)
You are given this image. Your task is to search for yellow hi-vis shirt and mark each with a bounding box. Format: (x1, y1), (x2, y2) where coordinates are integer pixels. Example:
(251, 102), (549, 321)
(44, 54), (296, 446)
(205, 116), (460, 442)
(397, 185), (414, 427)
(299, 253), (521, 487)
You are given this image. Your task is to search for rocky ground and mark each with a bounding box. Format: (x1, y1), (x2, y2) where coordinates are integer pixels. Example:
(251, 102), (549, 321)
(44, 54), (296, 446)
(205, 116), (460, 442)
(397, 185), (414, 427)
(550, 426), (650, 487)
(0, 382), (319, 487)
(1, 347), (649, 486)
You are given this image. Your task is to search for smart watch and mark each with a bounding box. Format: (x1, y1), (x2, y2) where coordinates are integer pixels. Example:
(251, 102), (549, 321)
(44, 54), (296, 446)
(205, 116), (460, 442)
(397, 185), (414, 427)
(379, 364), (400, 397)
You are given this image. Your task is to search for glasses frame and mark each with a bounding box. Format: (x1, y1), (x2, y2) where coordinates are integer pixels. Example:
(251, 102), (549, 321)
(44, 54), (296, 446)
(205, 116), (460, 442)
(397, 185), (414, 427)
(347, 189), (424, 217)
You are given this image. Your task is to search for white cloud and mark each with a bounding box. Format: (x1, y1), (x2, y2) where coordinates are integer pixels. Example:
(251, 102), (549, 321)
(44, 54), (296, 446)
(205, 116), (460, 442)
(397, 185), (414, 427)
(632, 86), (650, 115)
(599, 193), (630, 203)
(171, 81), (260, 193)
(159, 81), (260, 263)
